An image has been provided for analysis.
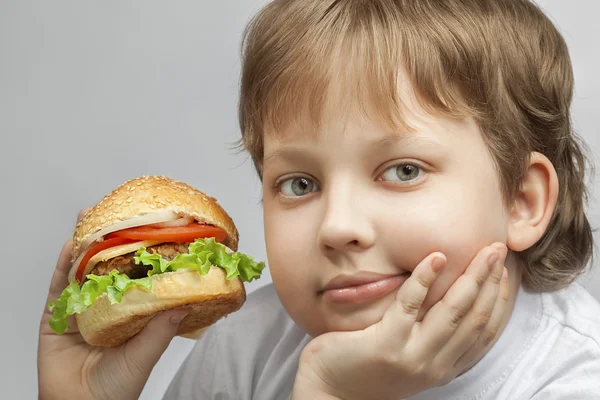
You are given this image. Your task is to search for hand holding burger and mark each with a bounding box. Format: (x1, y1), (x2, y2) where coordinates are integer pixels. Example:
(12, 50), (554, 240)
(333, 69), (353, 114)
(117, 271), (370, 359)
(38, 176), (265, 400)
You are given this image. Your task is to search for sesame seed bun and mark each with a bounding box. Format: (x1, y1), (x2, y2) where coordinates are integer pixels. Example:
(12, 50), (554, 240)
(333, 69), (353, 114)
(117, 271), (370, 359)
(72, 175), (239, 261)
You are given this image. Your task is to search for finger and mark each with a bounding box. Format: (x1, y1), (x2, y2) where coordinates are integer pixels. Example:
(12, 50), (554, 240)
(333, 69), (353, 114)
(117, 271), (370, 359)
(420, 244), (502, 351)
(378, 252), (446, 341)
(45, 208), (92, 311)
(479, 266), (510, 348)
(435, 247), (507, 365)
(123, 309), (190, 377)
(453, 267), (510, 372)
(39, 312), (81, 336)
(42, 208), (97, 335)
(76, 207), (92, 224)
(46, 240), (74, 305)
(40, 240), (78, 335)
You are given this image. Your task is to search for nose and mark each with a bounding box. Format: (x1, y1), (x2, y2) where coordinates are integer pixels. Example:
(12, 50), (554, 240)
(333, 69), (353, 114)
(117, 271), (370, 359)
(317, 182), (375, 253)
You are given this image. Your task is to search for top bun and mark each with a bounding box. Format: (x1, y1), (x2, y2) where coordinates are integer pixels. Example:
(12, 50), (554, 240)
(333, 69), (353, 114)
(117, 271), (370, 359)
(72, 176), (239, 261)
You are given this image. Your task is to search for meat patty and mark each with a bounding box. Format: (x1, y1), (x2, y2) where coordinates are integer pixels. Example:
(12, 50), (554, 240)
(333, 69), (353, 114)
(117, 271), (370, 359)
(89, 242), (191, 279)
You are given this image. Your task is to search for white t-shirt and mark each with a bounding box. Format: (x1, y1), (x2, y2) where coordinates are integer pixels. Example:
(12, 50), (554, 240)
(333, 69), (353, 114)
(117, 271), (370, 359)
(163, 281), (600, 399)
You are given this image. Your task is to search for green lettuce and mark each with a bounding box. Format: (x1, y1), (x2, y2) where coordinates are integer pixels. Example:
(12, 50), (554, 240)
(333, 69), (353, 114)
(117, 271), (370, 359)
(48, 271), (151, 334)
(134, 237), (265, 282)
(48, 238), (266, 334)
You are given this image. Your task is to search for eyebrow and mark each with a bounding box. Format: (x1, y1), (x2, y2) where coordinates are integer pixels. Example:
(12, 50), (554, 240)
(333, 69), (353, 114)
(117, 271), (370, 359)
(263, 133), (444, 166)
(263, 146), (317, 166)
(370, 134), (444, 152)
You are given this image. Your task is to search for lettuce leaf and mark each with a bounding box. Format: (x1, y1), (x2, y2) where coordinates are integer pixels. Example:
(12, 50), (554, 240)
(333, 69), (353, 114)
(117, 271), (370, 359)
(134, 237), (265, 282)
(48, 238), (266, 334)
(48, 271), (151, 334)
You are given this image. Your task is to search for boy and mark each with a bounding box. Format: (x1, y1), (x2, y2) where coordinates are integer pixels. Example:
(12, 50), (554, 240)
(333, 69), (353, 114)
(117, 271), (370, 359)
(38, 0), (600, 399)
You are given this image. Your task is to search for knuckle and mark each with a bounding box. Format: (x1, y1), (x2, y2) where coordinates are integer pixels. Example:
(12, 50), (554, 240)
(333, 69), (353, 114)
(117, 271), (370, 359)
(375, 342), (412, 369)
(401, 297), (423, 317)
(482, 328), (499, 347)
(377, 345), (419, 372)
(474, 320), (487, 333)
(77, 207), (92, 221)
(379, 350), (402, 368)
(411, 360), (429, 379)
(447, 303), (468, 328)
(473, 272), (487, 289)
(489, 266), (504, 284)
(473, 310), (492, 332)
(416, 276), (430, 289)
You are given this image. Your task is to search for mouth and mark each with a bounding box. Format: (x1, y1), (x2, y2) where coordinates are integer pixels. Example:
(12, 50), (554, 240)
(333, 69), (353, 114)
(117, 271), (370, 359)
(319, 271), (412, 305)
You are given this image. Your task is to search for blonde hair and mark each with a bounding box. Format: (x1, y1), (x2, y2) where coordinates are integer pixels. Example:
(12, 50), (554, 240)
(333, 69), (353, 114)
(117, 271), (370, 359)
(237, 0), (594, 291)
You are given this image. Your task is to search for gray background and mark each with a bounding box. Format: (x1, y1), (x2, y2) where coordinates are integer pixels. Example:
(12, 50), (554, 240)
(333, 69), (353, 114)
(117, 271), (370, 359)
(1, 1), (598, 399)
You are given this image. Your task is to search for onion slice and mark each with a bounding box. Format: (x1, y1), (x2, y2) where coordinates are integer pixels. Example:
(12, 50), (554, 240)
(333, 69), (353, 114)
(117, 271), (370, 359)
(68, 251), (87, 282)
(79, 211), (194, 252)
(149, 216), (194, 228)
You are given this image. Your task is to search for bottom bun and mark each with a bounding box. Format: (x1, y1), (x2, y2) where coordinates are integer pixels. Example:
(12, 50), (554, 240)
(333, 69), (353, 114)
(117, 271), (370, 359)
(75, 267), (246, 347)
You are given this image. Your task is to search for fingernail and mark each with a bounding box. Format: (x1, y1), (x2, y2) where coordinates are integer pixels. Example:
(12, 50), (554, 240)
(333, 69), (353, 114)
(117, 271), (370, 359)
(431, 256), (446, 272)
(488, 251), (499, 269)
(170, 311), (188, 324)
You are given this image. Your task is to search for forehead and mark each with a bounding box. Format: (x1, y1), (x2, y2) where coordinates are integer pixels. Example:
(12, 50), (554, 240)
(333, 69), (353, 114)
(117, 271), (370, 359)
(262, 64), (457, 149)
(263, 64), (421, 140)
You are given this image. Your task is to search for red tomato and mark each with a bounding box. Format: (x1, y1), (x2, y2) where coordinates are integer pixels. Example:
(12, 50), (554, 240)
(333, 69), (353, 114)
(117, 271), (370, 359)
(75, 237), (137, 282)
(106, 224), (227, 244)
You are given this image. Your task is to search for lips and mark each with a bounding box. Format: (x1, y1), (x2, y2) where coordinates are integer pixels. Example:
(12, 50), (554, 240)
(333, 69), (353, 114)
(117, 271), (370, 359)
(320, 271), (411, 305)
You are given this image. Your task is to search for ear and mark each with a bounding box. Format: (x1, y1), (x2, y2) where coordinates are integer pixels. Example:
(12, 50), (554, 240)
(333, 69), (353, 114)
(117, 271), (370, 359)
(507, 152), (559, 252)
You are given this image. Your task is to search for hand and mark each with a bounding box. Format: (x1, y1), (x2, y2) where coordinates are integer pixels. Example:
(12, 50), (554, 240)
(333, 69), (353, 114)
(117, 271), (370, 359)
(37, 209), (188, 400)
(291, 243), (509, 400)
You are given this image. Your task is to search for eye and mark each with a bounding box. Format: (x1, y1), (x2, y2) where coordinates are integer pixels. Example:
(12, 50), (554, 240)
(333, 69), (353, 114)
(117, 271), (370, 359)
(278, 177), (319, 197)
(380, 164), (423, 183)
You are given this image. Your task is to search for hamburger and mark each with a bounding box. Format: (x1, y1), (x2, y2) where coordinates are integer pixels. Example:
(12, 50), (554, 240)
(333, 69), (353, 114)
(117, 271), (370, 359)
(48, 175), (265, 347)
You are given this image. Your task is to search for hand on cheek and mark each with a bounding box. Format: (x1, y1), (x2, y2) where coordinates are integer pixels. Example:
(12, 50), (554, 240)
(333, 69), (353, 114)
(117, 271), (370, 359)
(292, 243), (510, 400)
(415, 243), (505, 322)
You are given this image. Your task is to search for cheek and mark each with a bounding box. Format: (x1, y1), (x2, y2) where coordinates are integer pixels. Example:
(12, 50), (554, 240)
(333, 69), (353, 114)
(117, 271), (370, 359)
(264, 207), (305, 285)
(381, 181), (508, 308)
(263, 198), (319, 322)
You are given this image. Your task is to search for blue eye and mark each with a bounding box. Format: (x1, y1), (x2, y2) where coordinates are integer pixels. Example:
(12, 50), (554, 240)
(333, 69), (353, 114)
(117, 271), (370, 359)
(279, 177), (319, 197)
(381, 164), (422, 182)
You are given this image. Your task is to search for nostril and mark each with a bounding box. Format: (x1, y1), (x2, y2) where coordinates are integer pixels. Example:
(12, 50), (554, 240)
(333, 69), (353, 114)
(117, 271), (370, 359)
(323, 239), (364, 252)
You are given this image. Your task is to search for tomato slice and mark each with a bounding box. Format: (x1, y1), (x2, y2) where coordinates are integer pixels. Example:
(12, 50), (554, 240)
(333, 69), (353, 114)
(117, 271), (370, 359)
(75, 237), (138, 282)
(106, 224), (227, 244)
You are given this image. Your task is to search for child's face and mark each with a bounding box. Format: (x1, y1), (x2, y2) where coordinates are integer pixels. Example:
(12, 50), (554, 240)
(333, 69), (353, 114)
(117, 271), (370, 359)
(261, 79), (511, 337)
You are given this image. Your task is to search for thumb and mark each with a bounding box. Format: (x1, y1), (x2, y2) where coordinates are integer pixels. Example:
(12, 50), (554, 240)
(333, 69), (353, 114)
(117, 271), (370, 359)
(123, 309), (189, 375)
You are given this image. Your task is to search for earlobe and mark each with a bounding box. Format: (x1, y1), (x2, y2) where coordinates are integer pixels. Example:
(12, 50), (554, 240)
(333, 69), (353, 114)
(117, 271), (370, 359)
(507, 152), (559, 252)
